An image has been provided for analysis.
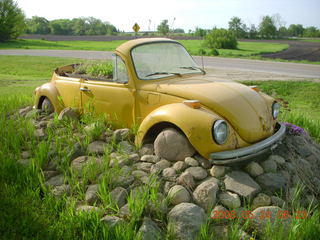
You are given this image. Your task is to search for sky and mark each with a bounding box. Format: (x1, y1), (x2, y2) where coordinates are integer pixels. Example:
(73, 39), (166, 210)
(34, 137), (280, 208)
(16, 0), (320, 32)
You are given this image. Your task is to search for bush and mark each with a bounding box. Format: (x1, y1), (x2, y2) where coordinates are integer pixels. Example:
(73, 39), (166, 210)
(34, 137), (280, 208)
(0, 0), (26, 42)
(204, 28), (238, 50)
(74, 62), (113, 78)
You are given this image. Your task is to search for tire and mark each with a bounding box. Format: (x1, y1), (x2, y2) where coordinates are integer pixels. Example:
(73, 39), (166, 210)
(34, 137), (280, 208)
(41, 98), (54, 114)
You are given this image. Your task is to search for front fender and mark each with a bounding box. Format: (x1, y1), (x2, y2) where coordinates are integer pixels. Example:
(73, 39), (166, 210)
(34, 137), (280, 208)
(135, 103), (239, 159)
(34, 82), (63, 113)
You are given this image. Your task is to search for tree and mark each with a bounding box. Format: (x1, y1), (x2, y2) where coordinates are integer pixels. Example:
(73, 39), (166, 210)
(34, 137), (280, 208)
(0, 0), (25, 41)
(228, 16), (247, 39)
(194, 27), (208, 37)
(303, 26), (320, 38)
(49, 19), (73, 35)
(157, 20), (169, 35)
(26, 16), (50, 34)
(248, 24), (258, 39)
(288, 24), (304, 37)
(259, 15), (277, 38)
(278, 26), (288, 38)
(205, 28), (238, 49)
(172, 28), (185, 33)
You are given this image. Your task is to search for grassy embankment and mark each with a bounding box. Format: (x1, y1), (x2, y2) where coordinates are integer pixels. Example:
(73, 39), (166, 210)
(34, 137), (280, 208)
(0, 38), (289, 59)
(0, 55), (319, 239)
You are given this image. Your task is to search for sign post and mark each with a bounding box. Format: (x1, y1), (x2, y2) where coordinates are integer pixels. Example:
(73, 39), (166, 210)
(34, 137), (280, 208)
(132, 23), (140, 38)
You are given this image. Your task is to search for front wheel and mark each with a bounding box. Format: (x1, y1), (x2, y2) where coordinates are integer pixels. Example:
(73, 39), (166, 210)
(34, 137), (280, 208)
(41, 98), (54, 114)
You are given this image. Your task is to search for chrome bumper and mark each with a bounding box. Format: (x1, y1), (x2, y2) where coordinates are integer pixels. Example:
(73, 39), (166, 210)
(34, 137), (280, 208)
(210, 123), (286, 165)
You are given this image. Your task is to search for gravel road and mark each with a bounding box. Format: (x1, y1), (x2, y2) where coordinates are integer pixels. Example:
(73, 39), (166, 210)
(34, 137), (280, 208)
(0, 49), (319, 80)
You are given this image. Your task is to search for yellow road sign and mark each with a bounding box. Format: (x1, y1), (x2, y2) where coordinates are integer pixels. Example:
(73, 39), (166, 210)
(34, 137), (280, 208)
(133, 23), (140, 33)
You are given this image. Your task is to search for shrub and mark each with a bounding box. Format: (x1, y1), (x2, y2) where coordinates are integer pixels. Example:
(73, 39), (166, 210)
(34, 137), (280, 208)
(204, 28), (238, 50)
(210, 48), (219, 56)
(74, 62), (113, 78)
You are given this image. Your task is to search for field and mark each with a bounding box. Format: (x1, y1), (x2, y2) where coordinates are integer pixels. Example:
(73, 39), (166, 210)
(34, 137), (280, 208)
(0, 39), (289, 59)
(0, 55), (319, 239)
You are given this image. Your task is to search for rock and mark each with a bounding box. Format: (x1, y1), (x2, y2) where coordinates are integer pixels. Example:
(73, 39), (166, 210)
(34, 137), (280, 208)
(186, 167), (208, 180)
(110, 187), (127, 208)
(109, 153), (130, 167)
(19, 106), (32, 116)
(44, 159), (58, 171)
(21, 151), (31, 159)
(36, 120), (48, 129)
(69, 142), (84, 160)
(34, 128), (46, 139)
(135, 162), (153, 172)
(129, 153), (140, 162)
(119, 203), (130, 218)
(193, 179), (219, 212)
(173, 161), (188, 172)
(210, 165), (225, 178)
(119, 141), (135, 153)
(218, 192), (241, 209)
(256, 173), (286, 193)
(45, 174), (65, 187)
(132, 170), (148, 179)
(210, 205), (228, 223)
(25, 109), (40, 119)
(251, 206), (291, 235)
(224, 171), (261, 199)
(252, 193), (271, 209)
(113, 128), (130, 142)
(141, 155), (160, 163)
(162, 168), (176, 180)
(138, 217), (162, 240)
(185, 157), (199, 167)
(268, 155), (286, 165)
(85, 184), (99, 205)
(194, 155), (211, 169)
(87, 141), (108, 155)
(154, 128), (195, 161)
(52, 184), (71, 197)
(43, 170), (59, 181)
(168, 203), (206, 240)
(76, 205), (103, 215)
(271, 196), (286, 208)
(168, 185), (191, 205)
(164, 181), (176, 194)
(100, 215), (123, 227)
(58, 107), (79, 121)
(17, 159), (31, 168)
(155, 159), (171, 169)
(71, 156), (99, 173)
(177, 172), (196, 190)
(111, 175), (134, 188)
(244, 161), (264, 177)
(139, 144), (154, 156)
(260, 159), (277, 173)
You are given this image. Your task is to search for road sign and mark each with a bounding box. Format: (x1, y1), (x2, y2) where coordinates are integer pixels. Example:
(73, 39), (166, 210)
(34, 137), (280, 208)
(132, 23), (140, 33)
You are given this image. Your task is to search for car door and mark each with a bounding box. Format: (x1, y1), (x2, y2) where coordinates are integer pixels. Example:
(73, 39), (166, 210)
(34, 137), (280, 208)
(80, 55), (134, 128)
(54, 76), (81, 109)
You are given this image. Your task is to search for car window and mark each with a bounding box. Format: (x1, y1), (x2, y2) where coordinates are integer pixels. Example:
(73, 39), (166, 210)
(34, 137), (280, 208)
(113, 55), (128, 84)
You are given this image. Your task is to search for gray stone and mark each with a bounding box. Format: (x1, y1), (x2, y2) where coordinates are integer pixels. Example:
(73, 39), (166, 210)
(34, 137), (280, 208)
(210, 205), (228, 223)
(164, 181), (176, 194)
(162, 167), (176, 180)
(141, 155), (160, 163)
(218, 192), (241, 209)
(186, 167), (208, 180)
(260, 159), (277, 173)
(177, 172), (196, 190)
(154, 128), (195, 162)
(113, 128), (130, 142)
(110, 187), (127, 208)
(244, 161), (264, 177)
(132, 170), (148, 179)
(185, 157), (199, 167)
(19, 106), (33, 116)
(43, 170), (59, 181)
(194, 155), (211, 169)
(25, 109), (40, 119)
(45, 174), (65, 187)
(224, 171), (261, 199)
(155, 159), (171, 169)
(252, 193), (271, 209)
(210, 165), (225, 178)
(112, 175), (134, 188)
(271, 196), (286, 208)
(129, 153), (140, 162)
(100, 215), (123, 227)
(119, 204), (130, 218)
(21, 151), (31, 159)
(76, 205), (103, 215)
(85, 184), (99, 205)
(139, 144), (154, 156)
(119, 141), (135, 153)
(58, 107), (79, 121)
(256, 173), (286, 193)
(268, 155), (286, 165)
(138, 217), (162, 240)
(52, 184), (71, 197)
(168, 185), (191, 205)
(17, 158), (31, 168)
(34, 128), (46, 139)
(87, 141), (108, 155)
(173, 161), (188, 172)
(135, 162), (153, 172)
(71, 156), (98, 173)
(193, 179), (219, 212)
(168, 203), (206, 240)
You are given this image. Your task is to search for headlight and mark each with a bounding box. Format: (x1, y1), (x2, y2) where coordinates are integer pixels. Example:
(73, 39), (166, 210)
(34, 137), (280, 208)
(212, 120), (228, 145)
(272, 102), (280, 119)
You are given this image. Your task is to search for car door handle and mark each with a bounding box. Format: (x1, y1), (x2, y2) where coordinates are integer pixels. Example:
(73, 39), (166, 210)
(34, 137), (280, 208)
(80, 87), (91, 92)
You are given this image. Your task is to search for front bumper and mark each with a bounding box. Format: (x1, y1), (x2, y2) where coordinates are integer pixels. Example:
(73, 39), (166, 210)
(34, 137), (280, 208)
(210, 123), (286, 165)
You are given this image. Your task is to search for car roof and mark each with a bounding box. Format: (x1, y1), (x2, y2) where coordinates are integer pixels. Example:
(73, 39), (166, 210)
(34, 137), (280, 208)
(115, 38), (179, 56)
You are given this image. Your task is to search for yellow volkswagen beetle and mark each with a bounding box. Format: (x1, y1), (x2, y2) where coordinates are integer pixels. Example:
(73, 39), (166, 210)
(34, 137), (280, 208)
(34, 38), (285, 165)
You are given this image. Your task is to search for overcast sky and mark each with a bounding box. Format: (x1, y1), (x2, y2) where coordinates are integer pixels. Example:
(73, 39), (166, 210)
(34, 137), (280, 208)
(16, 0), (320, 32)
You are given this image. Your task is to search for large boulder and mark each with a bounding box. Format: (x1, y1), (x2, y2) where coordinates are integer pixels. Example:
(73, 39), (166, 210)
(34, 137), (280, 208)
(168, 185), (191, 205)
(193, 179), (219, 212)
(168, 203), (206, 240)
(154, 128), (195, 161)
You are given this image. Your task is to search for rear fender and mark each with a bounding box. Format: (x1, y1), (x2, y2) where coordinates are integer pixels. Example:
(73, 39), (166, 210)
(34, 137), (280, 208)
(34, 82), (63, 113)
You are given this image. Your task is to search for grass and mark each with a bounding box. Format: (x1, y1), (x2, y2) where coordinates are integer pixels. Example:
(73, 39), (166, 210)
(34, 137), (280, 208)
(0, 55), (319, 239)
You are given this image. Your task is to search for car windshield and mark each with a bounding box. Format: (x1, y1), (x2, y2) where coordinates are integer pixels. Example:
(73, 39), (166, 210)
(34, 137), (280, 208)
(131, 42), (203, 80)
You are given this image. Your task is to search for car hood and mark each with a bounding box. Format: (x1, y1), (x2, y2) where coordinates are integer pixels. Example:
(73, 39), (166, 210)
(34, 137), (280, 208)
(142, 76), (275, 143)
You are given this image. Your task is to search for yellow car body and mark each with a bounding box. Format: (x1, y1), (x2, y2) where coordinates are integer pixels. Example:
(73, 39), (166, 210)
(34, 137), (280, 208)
(34, 38), (285, 165)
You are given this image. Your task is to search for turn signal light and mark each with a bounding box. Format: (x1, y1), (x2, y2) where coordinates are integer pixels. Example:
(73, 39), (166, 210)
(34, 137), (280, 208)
(250, 85), (260, 92)
(183, 100), (201, 109)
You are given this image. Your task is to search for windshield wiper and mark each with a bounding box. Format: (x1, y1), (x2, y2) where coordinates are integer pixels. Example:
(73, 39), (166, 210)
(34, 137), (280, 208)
(179, 66), (206, 74)
(145, 72), (182, 77)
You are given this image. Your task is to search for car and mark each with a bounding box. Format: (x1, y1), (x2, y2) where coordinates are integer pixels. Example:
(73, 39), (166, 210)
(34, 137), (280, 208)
(34, 38), (286, 165)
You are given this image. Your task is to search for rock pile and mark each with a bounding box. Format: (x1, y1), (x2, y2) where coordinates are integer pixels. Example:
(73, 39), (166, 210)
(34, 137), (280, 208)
(15, 106), (320, 239)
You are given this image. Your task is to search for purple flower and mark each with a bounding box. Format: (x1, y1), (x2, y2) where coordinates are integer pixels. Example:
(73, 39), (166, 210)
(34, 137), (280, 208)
(282, 122), (306, 136)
